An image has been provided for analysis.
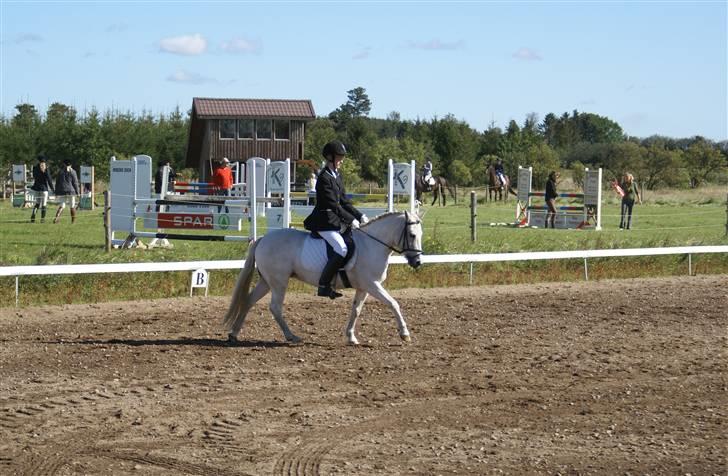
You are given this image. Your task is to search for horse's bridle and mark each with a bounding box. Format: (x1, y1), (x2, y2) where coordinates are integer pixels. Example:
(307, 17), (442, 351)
(356, 212), (423, 255)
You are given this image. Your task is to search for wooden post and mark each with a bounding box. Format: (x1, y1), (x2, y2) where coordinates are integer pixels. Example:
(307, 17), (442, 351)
(470, 191), (477, 242)
(104, 191), (112, 252)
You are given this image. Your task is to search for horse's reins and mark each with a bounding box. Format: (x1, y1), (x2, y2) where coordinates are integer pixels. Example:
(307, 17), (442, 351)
(355, 216), (423, 255)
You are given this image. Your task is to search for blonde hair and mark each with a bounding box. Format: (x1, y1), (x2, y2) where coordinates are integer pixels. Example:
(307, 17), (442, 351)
(624, 173), (634, 183)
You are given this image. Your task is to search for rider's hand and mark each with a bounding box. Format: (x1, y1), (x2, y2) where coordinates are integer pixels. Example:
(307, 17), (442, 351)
(360, 214), (369, 224)
(351, 219), (360, 229)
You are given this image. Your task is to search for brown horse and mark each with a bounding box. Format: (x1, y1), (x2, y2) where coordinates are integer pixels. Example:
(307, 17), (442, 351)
(487, 165), (516, 202)
(415, 174), (456, 206)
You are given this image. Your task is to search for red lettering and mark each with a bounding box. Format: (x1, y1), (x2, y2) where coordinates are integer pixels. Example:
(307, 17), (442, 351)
(157, 213), (214, 229)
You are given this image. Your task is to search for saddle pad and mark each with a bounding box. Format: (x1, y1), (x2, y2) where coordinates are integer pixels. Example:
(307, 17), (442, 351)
(301, 235), (357, 274)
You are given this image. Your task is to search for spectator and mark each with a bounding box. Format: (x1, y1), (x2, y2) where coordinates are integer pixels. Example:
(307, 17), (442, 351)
(30, 155), (55, 223)
(155, 159), (176, 195)
(53, 159), (80, 224)
(545, 171), (559, 229)
(212, 158), (234, 213)
(619, 173), (642, 230)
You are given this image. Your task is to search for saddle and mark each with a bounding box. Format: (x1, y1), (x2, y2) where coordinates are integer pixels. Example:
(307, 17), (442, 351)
(305, 231), (356, 288)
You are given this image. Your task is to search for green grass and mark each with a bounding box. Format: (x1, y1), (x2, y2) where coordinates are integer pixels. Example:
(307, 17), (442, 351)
(1, 187), (727, 307)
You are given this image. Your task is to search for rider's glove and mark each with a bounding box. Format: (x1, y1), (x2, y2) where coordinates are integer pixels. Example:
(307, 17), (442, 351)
(351, 219), (360, 229)
(360, 214), (369, 224)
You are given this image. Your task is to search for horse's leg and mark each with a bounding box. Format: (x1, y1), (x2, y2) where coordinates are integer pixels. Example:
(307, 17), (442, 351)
(345, 289), (368, 345)
(269, 284), (301, 343)
(229, 280), (270, 340)
(430, 186), (438, 206)
(365, 282), (410, 341)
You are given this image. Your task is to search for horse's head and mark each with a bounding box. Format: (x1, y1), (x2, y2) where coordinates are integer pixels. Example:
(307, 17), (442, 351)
(402, 211), (423, 269)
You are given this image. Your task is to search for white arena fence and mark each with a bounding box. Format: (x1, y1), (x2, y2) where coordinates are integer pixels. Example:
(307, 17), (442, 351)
(2, 246), (726, 307)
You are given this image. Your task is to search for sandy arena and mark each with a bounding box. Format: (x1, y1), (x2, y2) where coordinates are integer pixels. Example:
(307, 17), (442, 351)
(0, 275), (725, 475)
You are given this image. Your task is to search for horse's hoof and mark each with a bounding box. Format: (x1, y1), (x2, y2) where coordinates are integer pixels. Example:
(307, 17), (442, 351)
(347, 338), (360, 346)
(287, 335), (303, 344)
(401, 334), (411, 342)
(227, 334), (238, 344)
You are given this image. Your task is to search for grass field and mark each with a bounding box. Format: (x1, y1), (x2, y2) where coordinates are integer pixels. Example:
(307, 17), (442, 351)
(1, 186), (726, 307)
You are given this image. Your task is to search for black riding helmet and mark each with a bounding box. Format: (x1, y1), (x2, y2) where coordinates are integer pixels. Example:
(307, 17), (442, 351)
(322, 140), (347, 160)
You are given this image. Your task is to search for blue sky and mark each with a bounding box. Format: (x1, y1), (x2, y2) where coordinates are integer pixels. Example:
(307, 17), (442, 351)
(1, 1), (726, 140)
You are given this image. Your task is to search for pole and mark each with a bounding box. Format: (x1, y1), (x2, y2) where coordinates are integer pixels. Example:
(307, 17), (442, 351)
(688, 253), (692, 276)
(104, 191), (112, 252)
(470, 191), (477, 242)
(583, 258), (589, 281)
(725, 193), (727, 237)
(15, 276), (19, 307)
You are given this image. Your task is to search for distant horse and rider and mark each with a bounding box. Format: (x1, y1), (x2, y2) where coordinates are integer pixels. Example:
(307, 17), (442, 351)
(487, 160), (517, 202)
(415, 160), (456, 206)
(415, 173), (456, 206)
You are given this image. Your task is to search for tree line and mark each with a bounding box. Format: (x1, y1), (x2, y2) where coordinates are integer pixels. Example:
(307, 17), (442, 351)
(2, 88), (726, 191)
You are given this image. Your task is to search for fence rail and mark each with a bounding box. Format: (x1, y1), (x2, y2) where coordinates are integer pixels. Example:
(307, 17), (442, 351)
(2, 246), (727, 306)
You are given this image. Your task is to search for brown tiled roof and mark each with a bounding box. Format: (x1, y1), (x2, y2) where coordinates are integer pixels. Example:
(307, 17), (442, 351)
(193, 97), (315, 119)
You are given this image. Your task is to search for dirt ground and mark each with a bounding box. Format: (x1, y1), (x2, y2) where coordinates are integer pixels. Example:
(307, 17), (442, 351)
(0, 275), (725, 475)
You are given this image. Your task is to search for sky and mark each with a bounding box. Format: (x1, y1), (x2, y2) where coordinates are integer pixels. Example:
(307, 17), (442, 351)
(1, 0), (726, 141)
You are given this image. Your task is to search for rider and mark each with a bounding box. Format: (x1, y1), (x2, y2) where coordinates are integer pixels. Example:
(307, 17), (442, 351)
(422, 159), (434, 188)
(494, 158), (507, 187)
(303, 140), (368, 299)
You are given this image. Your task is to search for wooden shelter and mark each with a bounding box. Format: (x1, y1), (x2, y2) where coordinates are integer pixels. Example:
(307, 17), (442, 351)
(185, 97), (316, 180)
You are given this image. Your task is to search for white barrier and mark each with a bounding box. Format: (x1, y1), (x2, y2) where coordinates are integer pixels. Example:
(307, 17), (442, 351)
(109, 155), (259, 246)
(516, 166), (602, 230)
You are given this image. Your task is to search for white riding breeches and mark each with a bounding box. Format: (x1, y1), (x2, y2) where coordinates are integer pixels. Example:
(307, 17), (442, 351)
(57, 195), (76, 208)
(317, 230), (348, 258)
(34, 191), (49, 207)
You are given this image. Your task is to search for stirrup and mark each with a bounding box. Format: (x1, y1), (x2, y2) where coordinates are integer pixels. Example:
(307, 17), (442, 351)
(317, 286), (342, 300)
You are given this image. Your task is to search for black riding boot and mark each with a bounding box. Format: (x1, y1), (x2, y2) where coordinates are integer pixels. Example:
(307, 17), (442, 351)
(30, 204), (38, 223)
(317, 254), (346, 299)
(40, 207), (47, 223)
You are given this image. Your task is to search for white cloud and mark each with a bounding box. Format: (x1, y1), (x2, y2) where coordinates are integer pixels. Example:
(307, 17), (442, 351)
(220, 37), (261, 54)
(512, 47), (542, 61)
(352, 48), (371, 60)
(15, 33), (42, 44)
(106, 23), (128, 33)
(159, 34), (207, 56)
(166, 70), (216, 85)
(409, 39), (464, 51)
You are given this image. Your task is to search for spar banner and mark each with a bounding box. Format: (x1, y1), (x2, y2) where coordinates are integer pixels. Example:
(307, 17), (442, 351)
(154, 213), (242, 230)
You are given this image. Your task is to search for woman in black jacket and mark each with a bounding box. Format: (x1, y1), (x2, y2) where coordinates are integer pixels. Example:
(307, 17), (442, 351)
(304, 141), (367, 299)
(545, 171), (559, 229)
(30, 155), (55, 223)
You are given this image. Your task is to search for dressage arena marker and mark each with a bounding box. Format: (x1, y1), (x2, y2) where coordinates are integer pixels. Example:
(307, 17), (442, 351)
(109, 155), (262, 247)
(263, 159), (418, 230)
(515, 166), (602, 230)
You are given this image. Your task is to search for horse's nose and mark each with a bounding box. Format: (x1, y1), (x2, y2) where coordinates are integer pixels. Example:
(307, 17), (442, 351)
(408, 256), (421, 269)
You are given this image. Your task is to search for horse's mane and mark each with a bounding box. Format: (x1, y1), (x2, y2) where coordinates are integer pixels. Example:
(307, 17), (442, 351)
(361, 211), (413, 228)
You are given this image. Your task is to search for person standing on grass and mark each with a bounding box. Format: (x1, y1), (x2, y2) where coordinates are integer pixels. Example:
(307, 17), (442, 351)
(545, 171), (559, 229)
(30, 155), (54, 223)
(53, 159), (80, 224)
(212, 158), (234, 213)
(619, 173), (642, 230)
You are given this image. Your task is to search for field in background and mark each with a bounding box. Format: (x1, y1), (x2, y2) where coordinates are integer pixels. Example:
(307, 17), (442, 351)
(1, 186), (726, 306)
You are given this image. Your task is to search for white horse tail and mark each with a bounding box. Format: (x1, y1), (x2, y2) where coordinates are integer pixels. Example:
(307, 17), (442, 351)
(223, 239), (260, 332)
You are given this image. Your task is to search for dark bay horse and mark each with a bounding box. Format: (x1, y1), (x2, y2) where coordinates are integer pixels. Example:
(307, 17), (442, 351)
(487, 165), (517, 202)
(415, 174), (456, 206)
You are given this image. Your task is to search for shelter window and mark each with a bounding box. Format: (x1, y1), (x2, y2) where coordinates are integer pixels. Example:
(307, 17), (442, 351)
(238, 119), (254, 139)
(274, 120), (290, 140)
(256, 120), (272, 140)
(220, 119), (236, 139)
